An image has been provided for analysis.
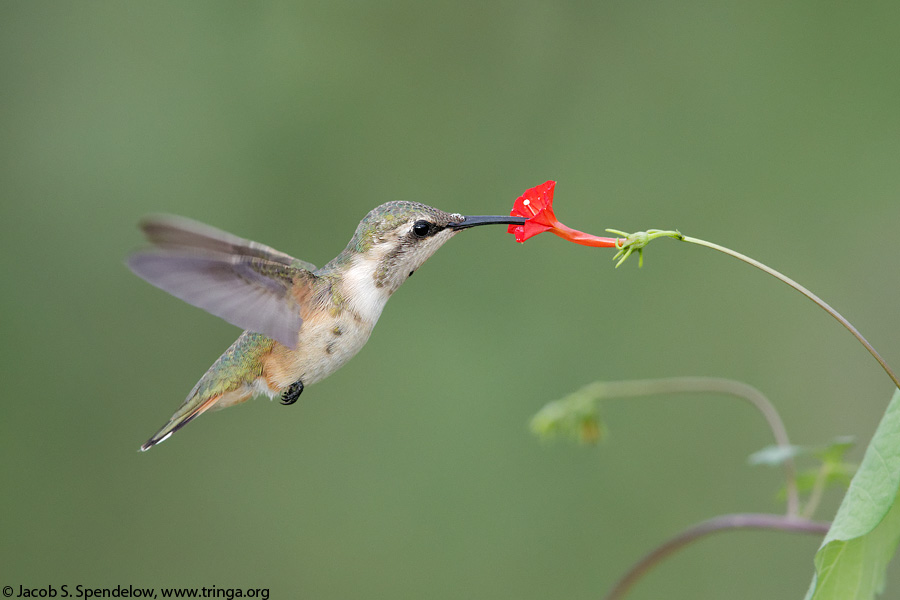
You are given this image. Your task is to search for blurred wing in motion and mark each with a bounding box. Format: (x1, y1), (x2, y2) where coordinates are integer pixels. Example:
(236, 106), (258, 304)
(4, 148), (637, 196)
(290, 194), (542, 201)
(127, 215), (317, 348)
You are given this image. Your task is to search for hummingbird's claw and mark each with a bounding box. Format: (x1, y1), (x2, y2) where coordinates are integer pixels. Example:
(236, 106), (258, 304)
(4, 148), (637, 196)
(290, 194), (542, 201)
(281, 380), (304, 405)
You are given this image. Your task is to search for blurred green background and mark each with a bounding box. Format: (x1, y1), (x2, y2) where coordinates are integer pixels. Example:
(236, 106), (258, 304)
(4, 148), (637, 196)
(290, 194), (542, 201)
(3, 1), (899, 598)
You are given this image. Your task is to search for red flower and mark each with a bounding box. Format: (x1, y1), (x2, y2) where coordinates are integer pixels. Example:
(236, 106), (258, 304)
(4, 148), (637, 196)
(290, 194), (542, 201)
(508, 181), (620, 247)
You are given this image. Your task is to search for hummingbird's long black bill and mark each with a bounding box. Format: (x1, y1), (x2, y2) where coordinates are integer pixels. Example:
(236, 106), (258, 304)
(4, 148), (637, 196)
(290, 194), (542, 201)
(448, 215), (527, 230)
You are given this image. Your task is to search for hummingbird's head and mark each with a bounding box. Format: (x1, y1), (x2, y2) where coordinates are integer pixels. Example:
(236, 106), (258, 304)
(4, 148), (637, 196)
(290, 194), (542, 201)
(328, 201), (525, 296)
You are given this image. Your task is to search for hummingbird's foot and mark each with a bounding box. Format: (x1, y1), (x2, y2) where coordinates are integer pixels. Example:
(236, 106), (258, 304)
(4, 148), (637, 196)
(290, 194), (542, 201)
(280, 380), (304, 405)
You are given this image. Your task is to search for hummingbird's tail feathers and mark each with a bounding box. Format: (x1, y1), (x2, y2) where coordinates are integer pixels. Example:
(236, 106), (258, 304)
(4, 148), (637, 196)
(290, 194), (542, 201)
(140, 332), (272, 451)
(140, 393), (221, 451)
(139, 385), (258, 451)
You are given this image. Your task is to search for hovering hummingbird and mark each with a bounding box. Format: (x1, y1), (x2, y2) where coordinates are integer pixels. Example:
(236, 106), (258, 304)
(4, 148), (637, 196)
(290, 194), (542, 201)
(128, 201), (526, 451)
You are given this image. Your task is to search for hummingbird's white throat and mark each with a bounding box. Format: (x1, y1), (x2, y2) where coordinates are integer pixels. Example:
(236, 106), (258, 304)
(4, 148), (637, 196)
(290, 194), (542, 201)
(341, 253), (392, 324)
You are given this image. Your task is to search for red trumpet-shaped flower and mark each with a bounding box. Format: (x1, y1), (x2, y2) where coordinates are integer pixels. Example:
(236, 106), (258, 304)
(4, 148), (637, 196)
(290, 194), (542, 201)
(507, 181), (620, 247)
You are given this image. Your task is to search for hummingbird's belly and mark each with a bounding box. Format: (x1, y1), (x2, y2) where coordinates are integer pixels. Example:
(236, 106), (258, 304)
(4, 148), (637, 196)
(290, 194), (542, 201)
(261, 315), (375, 391)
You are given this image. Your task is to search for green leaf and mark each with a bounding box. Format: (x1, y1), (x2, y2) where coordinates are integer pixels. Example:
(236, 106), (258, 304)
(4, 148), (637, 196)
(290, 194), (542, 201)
(530, 384), (606, 444)
(806, 389), (900, 600)
(815, 436), (856, 464)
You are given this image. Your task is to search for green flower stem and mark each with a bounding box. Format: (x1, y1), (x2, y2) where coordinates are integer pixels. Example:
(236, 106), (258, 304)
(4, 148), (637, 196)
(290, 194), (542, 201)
(609, 229), (900, 391)
(603, 513), (831, 600)
(578, 377), (799, 517)
(678, 235), (900, 391)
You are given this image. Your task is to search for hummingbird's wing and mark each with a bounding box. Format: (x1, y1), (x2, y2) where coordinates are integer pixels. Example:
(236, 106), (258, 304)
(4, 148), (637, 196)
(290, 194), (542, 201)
(136, 214), (318, 271)
(127, 215), (316, 349)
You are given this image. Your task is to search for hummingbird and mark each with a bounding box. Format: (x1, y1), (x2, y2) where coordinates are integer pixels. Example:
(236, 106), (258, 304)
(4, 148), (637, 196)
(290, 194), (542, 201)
(128, 201), (526, 451)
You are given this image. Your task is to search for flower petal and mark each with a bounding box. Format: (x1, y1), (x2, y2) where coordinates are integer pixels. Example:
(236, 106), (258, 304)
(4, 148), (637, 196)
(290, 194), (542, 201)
(509, 221), (552, 242)
(509, 181), (559, 242)
(510, 180), (556, 219)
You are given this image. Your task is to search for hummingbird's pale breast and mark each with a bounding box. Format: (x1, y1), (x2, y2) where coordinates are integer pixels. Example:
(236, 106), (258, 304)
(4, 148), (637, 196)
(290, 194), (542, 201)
(260, 285), (379, 390)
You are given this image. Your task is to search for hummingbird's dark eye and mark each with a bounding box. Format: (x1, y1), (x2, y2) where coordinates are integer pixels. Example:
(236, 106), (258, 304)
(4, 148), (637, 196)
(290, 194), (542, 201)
(412, 220), (432, 238)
